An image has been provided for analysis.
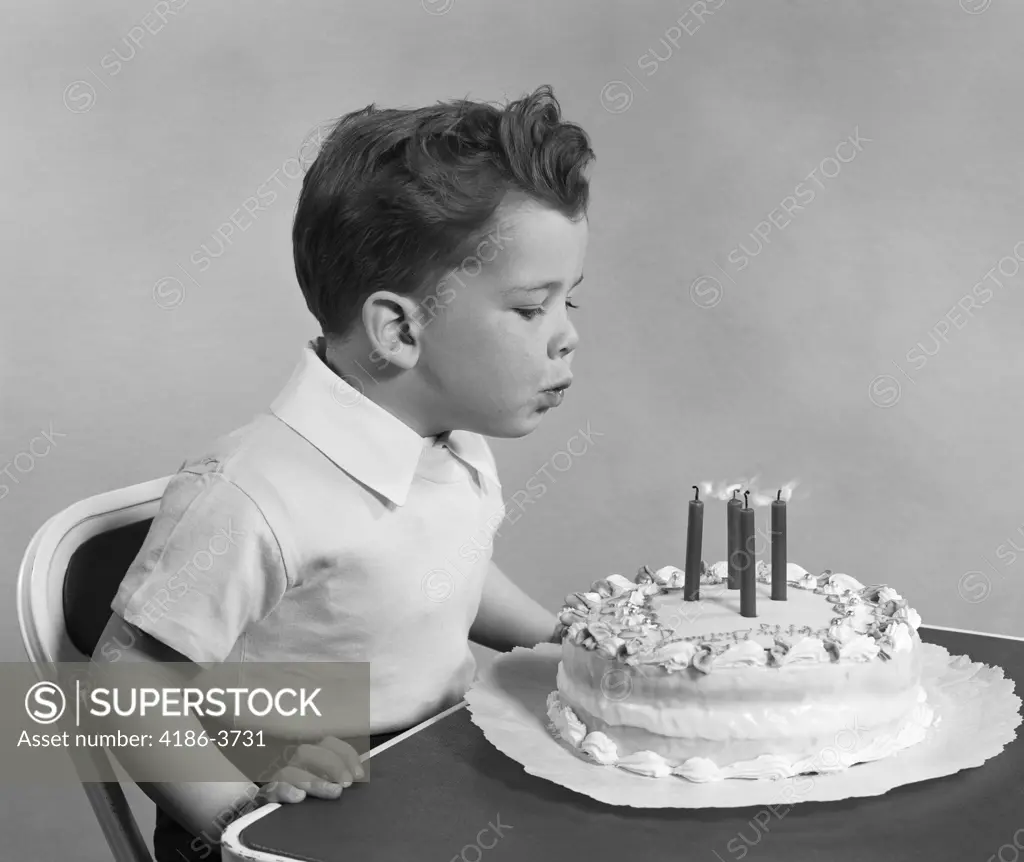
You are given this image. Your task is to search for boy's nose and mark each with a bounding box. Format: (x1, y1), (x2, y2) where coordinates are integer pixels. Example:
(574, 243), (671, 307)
(553, 318), (579, 358)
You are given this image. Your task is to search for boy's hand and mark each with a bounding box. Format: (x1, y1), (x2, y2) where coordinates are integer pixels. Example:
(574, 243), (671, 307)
(256, 737), (365, 804)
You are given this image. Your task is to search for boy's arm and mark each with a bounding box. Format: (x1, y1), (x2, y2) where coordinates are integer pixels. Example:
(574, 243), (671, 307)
(469, 560), (560, 651)
(90, 613), (261, 847)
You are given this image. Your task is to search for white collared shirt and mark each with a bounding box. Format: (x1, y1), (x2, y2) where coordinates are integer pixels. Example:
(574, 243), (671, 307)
(112, 339), (506, 733)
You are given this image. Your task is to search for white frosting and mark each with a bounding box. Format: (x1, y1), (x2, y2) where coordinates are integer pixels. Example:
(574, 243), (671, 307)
(671, 757), (720, 782)
(563, 561), (926, 677)
(604, 574), (634, 595)
(715, 640), (769, 668)
(654, 566), (685, 589)
(596, 636), (626, 659)
(877, 586), (903, 604)
(888, 621), (914, 653)
(580, 731), (617, 764)
(706, 561), (729, 582)
(616, 750), (675, 778)
(838, 633), (880, 662)
(823, 573), (866, 595)
(786, 563), (810, 581)
(566, 620), (588, 641)
(546, 690), (935, 783)
(778, 636), (828, 665)
(757, 561), (811, 584)
(797, 573), (820, 591)
(827, 621), (855, 645)
(651, 640), (698, 669)
(546, 691), (587, 746)
(894, 606), (922, 632)
(847, 603), (876, 633)
(553, 563), (931, 787)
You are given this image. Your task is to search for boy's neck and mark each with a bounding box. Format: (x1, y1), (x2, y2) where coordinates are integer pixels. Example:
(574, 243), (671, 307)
(318, 335), (449, 440)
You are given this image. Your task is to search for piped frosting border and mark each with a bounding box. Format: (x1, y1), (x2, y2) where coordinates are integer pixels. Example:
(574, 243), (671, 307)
(555, 562), (923, 673)
(545, 688), (936, 782)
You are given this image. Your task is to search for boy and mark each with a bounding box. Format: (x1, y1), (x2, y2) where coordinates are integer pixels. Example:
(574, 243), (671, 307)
(91, 84), (594, 861)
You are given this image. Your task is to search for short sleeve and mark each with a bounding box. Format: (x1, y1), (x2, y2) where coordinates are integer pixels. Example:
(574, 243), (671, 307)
(110, 467), (289, 666)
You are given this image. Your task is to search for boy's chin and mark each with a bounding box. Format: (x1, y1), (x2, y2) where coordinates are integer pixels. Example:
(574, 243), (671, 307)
(482, 409), (549, 439)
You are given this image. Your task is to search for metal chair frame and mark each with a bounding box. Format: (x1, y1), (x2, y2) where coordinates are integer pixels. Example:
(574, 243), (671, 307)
(17, 476), (172, 862)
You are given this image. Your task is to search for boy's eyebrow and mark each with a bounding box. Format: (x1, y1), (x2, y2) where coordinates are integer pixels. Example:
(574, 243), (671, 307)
(502, 273), (585, 296)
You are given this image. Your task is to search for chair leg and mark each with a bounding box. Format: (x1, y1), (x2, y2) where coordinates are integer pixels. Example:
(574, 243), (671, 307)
(66, 742), (152, 862)
(80, 782), (153, 862)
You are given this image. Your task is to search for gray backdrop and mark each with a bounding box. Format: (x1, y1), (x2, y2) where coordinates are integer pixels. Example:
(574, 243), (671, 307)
(3, 0), (1022, 857)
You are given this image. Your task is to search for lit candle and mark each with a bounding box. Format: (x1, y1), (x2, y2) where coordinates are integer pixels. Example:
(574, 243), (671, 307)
(771, 489), (787, 601)
(727, 489), (741, 590)
(740, 490), (756, 617)
(684, 485), (703, 602)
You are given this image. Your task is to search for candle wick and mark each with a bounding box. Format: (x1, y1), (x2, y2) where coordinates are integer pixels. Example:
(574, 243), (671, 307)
(692, 485), (699, 502)
(744, 490), (749, 508)
(777, 489), (782, 502)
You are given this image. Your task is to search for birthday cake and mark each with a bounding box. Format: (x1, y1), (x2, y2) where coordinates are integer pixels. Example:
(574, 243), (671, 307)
(546, 562), (936, 782)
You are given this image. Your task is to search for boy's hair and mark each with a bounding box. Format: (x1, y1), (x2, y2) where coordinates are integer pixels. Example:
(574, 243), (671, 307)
(292, 85), (595, 339)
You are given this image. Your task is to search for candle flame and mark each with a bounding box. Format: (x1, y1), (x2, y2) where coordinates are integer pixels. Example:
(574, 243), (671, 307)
(698, 478), (801, 506)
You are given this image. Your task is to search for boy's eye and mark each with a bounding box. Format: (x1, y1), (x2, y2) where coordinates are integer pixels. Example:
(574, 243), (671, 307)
(515, 307), (545, 320)
(515, 300), (579, 321)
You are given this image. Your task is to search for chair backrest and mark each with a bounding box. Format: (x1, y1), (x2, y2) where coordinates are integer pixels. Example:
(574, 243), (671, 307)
(64, 519), (157, 657)
(17, 476), (172, 862)
(19, 476), (170, 664)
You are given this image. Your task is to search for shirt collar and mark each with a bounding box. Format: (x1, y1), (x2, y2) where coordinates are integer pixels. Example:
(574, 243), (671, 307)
(270, 339), (500, 506)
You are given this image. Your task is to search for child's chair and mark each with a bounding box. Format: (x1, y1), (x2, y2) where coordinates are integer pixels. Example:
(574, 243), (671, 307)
(17, 476), (173, 862)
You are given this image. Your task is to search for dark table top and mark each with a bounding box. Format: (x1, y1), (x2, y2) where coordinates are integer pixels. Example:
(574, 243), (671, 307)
(228, 628), (1023, 862)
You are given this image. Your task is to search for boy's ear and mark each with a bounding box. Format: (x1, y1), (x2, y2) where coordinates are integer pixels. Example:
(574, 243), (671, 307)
(362, 291), (422, 370)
